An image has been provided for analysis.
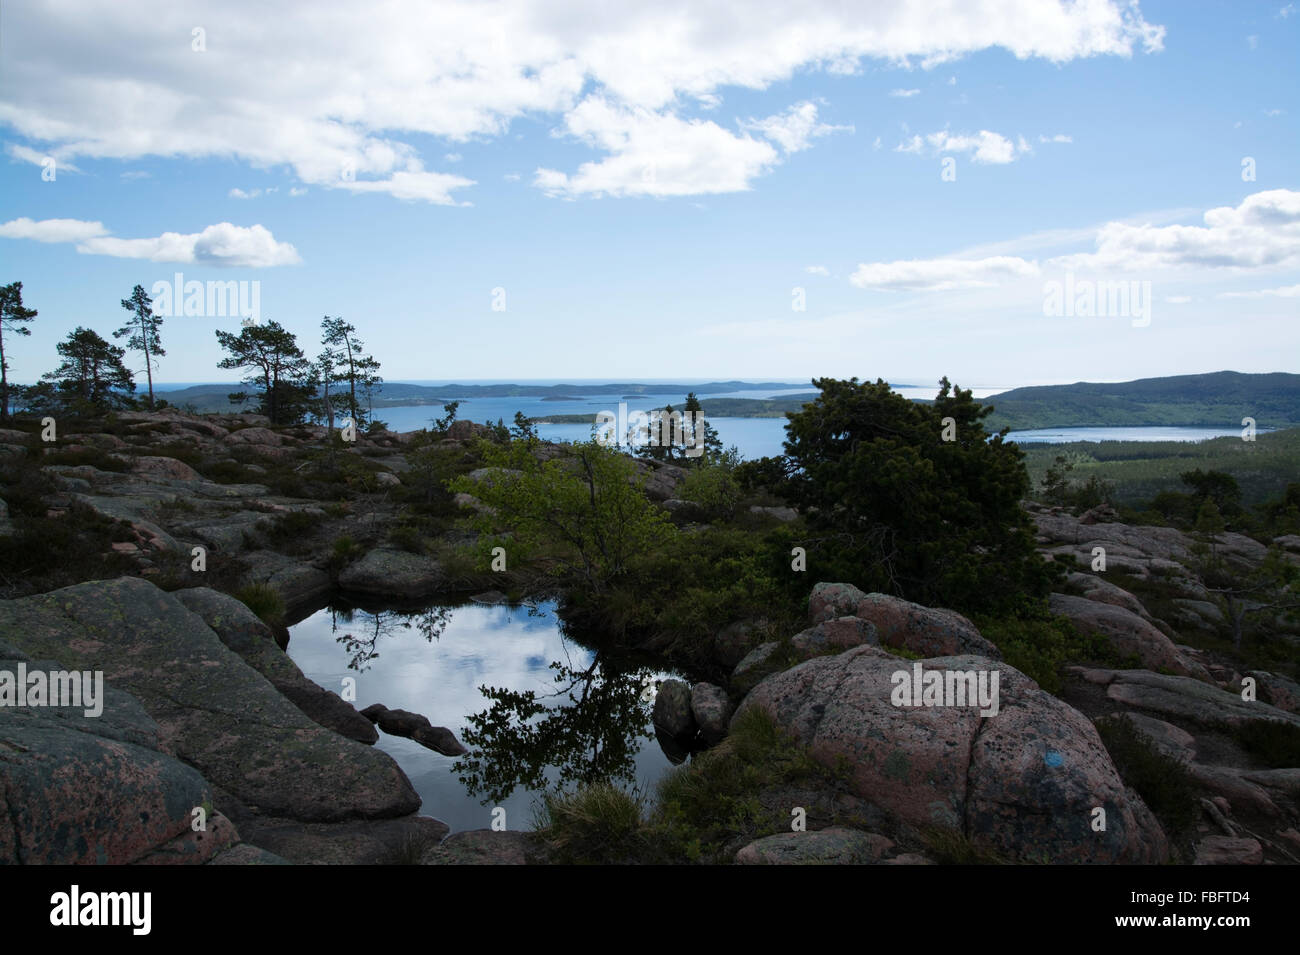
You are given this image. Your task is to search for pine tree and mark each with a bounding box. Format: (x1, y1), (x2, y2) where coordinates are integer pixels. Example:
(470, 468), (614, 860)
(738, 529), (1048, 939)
(215, 321), (313, 425)
(42, 327), (136, 410)
(116, 284), (165, 409)
(0, 281), (38, 422)
(320, 316), (383, 427)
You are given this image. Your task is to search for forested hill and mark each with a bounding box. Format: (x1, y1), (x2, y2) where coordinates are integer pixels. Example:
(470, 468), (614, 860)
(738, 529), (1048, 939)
(981, 371), (1300, 431)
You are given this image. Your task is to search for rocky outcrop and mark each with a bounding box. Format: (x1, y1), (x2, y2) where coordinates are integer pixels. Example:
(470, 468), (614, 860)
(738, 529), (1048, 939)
(807, 583), (1002, 659)
(1071, 667), (1300, 732)
(360, 703), (467, 756)
(737, 645), (1168, 863)
(734, 827), (896, 865)
(237, 814), (450, 865)
(423, 829), (547, 865)
(0, 578), (420, 823)
(1032, 506), (1267, 579)
(173, 587), (378, 744)
(690, 683), (732, 746)
(652, 679), (695, 743)
(1050, 592), (1211, 680)
(337, 547), (446, 599)
(0, 642), (220, 864)
(791, 617), (879, 656)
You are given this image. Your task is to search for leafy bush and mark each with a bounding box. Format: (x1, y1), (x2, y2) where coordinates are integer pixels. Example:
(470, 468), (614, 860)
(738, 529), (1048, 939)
(677, 457), (742, 520)
(449, 437), (674, 592)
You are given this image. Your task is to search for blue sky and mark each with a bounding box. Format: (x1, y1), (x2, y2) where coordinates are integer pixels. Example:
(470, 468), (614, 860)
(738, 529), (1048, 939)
(1, 0), (1296, 390)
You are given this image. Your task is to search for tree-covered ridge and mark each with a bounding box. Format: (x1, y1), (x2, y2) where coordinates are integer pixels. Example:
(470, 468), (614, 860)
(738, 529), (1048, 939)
(981, 371), (1300, 431)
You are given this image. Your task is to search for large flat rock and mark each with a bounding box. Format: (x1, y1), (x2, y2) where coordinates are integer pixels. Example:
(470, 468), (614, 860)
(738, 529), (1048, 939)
(737, 645), (1167, 864)
(0, 578), (418, 822)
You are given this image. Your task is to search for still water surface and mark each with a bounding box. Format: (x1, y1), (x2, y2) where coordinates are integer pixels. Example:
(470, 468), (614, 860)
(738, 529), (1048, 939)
(287, 599), (680, 832)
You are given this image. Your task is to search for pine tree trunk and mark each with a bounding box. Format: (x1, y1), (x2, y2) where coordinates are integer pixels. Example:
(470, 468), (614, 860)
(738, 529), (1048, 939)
(0, 332), (8, 422)
(144, 326), (155, 410)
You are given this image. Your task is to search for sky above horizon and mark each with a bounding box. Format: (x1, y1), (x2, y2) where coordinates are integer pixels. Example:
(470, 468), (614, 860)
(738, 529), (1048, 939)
(1, 0), (1297, 391)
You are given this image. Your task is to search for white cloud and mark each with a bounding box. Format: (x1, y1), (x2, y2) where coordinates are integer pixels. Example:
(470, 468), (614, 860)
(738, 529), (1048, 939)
(1038, 133), (1072, 143)
(741, 101), (852, 154)
(289, 186), (308, 196)
(872, 135), (882, 150)
(1281, 4), (1297, 18)
(848, 190), (1300, 294)
(1265, 108), (1285, 117)
(0, 217), (107, 243)
(535, 95), (780, 198)
(850, 256), (1039, 290)
(899, 129), (1027, 163)
(895, 134), (924, 154)
(1052, 189), (1300, 271)
(1217, 283), (1300, 299)
(0, 217), (300, 267)
(805, 265), (830, 276)
(947, 76), (957, 85)
(7, 143), (80, 173)
(0, 0), (1165, 202)
(229, 186), (277, 198)
(503, 173), (521, 182)
(120, 170), (151, 180)
(889, 88), (920, 97)
(444, 152), (463, 162)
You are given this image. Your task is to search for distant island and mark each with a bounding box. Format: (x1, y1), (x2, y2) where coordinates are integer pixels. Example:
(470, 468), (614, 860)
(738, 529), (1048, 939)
(152, 380), (803, 413)
(150, 371), (1300, 431)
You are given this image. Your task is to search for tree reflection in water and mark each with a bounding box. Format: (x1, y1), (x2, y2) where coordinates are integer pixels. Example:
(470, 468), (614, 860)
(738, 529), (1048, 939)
(323, 600), (664, 807)
(454, 640), (658, 806)
(330, 604), (453, 672)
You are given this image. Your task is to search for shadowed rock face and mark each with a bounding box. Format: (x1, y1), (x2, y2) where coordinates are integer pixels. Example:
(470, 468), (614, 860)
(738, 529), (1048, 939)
(736, 645), (1168, 864)
(0, 577), (419, 823)
(173, 587), (378, 744)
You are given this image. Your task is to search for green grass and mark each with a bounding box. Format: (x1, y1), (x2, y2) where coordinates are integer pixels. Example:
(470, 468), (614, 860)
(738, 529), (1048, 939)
(233, 582), (286, 628)
(535, 783), (651, 864)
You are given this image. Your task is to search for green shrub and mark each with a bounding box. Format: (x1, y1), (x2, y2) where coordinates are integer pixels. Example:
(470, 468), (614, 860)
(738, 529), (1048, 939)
(233, 582), (285, 627)
(974, 611), (1114, 695)
(388, 524), (425, 555)
(1231, 719), (1300, 768)
(647, 706), (833, 863)
(330, 534), (363, 571)
(678, 461), (742, 519)
(259, 509), (320, 545)
(1095, 714), (1198, 836)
